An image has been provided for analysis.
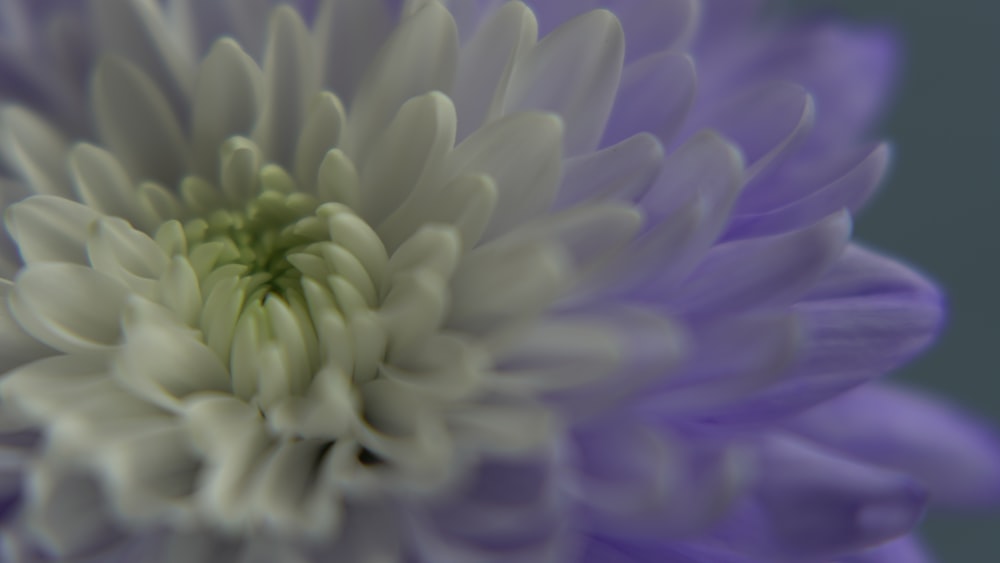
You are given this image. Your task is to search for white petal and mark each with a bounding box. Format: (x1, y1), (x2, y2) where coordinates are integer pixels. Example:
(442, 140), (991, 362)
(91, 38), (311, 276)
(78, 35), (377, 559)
(381, 333), (487, 401)
(10, 263), (130, 353)
(0, 107), (72, 197)
(313, 0), (392, 102)
(113, 324), (231, 410)
(388, 224), (461, 281)
(345, 1), (458, 161)
(316, 149), (361, 209)
(191, 38), (263, 177)
(0, 280), (51, 372)
(86, 217), (168, 298)
(294, 92), (346, 190)
(219, 136), (261, 203)
(503, 9), (624, 155)
(253, 6), (317, 168)
(4, 195), (100, 265)
(379, 269), (450, 353)
(452, 0), (537, 139)
(70, 143), (149, 228)
(184, 394), (273, 529)
(450, 239), (571, 329)
(448, 111), (563, 241)
(360, 92), (456, 226)
(91, 56), (190, 186)
(323, 206), (390, 289)
(92, 0), (194, 108)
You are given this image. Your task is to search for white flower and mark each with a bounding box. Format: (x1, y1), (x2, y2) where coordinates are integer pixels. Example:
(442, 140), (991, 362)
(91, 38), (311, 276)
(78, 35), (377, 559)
(0, 1), (690, 559)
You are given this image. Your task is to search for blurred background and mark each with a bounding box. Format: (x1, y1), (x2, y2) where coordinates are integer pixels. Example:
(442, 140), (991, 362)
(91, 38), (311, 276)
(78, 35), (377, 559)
(775, 0), (1000, 559)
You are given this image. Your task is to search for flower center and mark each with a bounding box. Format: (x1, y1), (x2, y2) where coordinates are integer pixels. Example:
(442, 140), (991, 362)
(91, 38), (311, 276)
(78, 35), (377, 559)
(149, 154), (393, 419)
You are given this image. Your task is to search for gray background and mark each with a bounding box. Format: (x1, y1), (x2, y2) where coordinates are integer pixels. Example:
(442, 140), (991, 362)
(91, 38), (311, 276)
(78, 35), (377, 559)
(777, 0), (1000, 560)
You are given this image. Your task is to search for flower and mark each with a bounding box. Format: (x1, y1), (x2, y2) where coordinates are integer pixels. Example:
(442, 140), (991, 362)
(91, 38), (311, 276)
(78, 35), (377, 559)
(0, 0), (995, 561)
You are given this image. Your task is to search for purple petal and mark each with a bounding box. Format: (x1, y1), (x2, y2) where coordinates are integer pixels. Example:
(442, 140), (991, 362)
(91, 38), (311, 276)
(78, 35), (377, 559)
(598, 0), (700, 60)
(760, 24), (899, 153)
(805, 244), (939, 301)
(568, 419), (754, 540)
(688, 247), (943, 424)
(580, 536), (757, 563)
(679, 81), (814, 176)
(601, 51), (696, 148)
(727, 143), (890, 238)
(408, 457), (569, 562)
(711, 435), (928, 562)
(637, 312), (801, 417)
(840, 535), (934, 563)
(660, 210), (851, 316)
(787, 384), (1000, 509)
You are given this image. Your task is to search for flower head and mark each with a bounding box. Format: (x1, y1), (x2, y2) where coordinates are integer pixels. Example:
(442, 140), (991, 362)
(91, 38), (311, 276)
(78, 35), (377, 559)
(0, 1), (996, 561)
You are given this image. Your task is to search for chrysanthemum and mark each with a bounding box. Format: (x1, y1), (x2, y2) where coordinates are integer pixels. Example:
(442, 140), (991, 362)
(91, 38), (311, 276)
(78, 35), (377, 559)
(0, 0), (996, 561)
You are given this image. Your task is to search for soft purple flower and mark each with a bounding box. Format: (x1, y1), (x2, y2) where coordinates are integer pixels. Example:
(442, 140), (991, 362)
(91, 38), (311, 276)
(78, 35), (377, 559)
(0, 1), (994, 562)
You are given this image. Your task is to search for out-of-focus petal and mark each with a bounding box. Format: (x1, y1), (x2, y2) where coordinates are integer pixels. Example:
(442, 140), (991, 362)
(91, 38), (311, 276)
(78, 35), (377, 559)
(787, 384), (1000, 509)
(687, 246), (943, 424)
(839, 535), (934, 563)
(710, 435), (928, 562)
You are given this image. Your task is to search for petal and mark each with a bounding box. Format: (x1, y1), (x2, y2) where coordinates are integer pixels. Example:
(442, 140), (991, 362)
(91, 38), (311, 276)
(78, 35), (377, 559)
(662, 210), (852, 316)
(10, 263), (130, 353)
(190, 38), (263, 177)
(293, 92), (346, 190)
(503, 9), (624, 155)
(696, 264), (943, 424)
(0, 280), (52, 372)
(451, 0), (537, 140)
(313, 0), (392, 103)
(90, 56), (190, 186)
(555, 133), (664, 211)
(447, 111), (563, 240)
(601, 51), (696, 148)
(600, 0), (700, 60)
(639, 312), (801, 416)
(757, 24), (898, 152)
(69, 144), (154, 230)
(0, 106), (72, 198)
(360, 92), (456, 227)
(344, 1), (458, 161)
(684, 81), (814, 179)
(5, 195), (100, 265)
(788, 384), (1000, 508)
(252, 5), (317, 169)
(841, 535), (933, 563)
(569, 419), (754, 539)
(711, 435), (928, 562)
(729, 143), (890, 238)
(92, 0), (193, 115)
